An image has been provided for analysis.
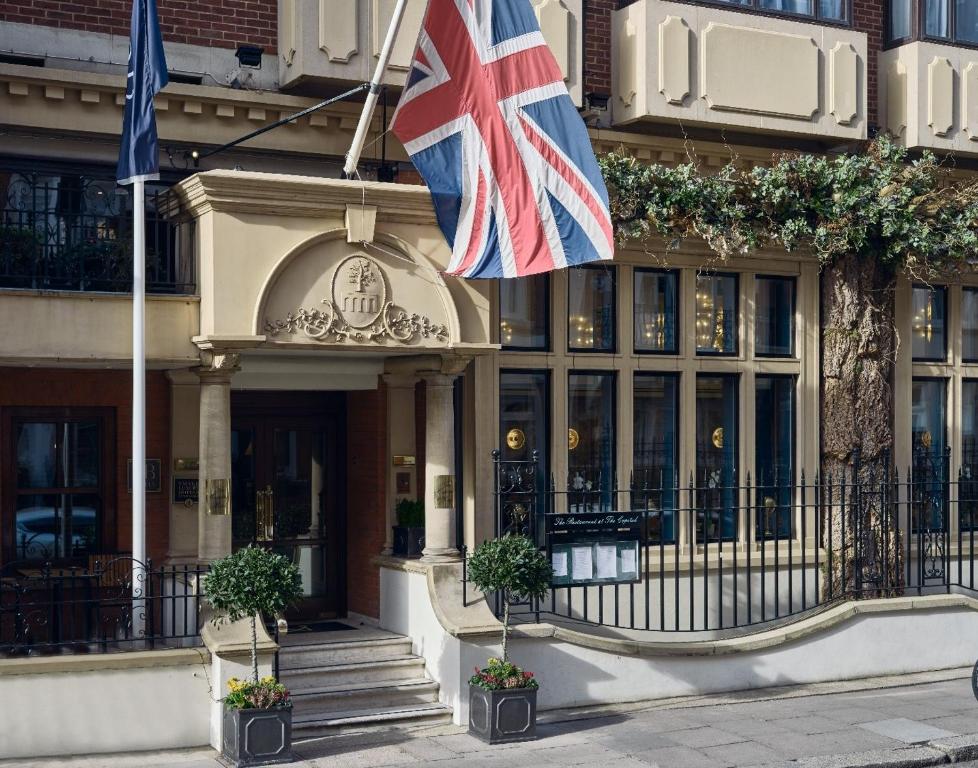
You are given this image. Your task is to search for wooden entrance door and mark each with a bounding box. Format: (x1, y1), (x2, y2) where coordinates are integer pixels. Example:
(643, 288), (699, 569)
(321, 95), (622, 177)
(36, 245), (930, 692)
(230, 393), (345, 620)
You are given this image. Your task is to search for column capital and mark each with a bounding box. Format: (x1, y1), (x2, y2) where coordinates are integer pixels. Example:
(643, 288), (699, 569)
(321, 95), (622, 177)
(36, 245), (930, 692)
(382, 372), (420, 389)
(195, 351), (241, 383)
(419, 371), (458, 389)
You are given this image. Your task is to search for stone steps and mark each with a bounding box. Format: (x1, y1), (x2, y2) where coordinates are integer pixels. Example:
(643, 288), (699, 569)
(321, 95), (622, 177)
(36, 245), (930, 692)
(279, 636), (414, 670)
(283, 656), (426, 687)
(292, 702), (454, 738)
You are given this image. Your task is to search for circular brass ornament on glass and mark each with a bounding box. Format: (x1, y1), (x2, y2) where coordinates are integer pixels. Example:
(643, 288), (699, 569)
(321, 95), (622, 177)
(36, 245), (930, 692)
(921, 430), (933, 450)
(712, 427), (724, 449)
(506, 427), (526, 451)
(568, 428), (580, 451)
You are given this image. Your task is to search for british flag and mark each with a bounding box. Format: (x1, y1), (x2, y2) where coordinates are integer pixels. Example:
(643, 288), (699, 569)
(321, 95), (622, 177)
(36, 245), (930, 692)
(391, 0), (614, 279)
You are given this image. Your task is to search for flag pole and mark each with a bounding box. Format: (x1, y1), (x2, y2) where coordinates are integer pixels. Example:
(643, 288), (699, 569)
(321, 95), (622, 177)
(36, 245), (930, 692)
(343, 0), (409, 177)
(132, 177), (146, 614)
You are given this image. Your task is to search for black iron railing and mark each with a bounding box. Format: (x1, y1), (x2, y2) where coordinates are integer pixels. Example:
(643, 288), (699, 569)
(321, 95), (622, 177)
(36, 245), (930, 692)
(0, 172), (194, 294)
(0, 557), (206, 655)
(477, 450), (978, 634)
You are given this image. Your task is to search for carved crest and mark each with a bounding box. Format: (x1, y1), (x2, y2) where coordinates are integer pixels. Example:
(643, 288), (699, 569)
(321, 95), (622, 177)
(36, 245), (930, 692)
(333, 255), (386, 329)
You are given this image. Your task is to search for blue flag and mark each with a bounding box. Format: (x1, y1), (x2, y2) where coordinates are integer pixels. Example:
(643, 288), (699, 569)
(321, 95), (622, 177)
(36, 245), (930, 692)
(117, 0), (168, 185)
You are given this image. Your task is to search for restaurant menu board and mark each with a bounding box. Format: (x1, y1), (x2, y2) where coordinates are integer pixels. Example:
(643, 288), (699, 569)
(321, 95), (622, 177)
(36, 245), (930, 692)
(547, 512), (643, 586)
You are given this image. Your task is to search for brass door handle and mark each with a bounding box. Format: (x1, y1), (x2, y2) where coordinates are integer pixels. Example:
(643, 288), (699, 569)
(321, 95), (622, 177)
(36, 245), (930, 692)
(256, 485), (274, 542)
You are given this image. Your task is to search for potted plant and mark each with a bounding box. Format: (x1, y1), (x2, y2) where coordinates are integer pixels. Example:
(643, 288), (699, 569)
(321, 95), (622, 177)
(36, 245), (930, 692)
(392, 498), (425, 558)
(466, 535), (552, 744)
(203, 546), (303, 768)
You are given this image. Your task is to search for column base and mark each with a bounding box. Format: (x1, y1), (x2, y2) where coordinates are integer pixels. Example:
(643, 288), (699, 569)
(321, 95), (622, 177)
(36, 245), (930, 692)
(421, 547), (462, 564)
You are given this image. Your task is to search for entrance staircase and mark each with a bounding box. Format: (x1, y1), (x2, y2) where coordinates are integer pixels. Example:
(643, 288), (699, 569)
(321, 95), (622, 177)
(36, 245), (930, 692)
(277, 622), (453, 738)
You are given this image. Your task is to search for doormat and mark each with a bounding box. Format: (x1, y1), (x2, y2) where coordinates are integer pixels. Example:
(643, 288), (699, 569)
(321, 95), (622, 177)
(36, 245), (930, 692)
(287, 621), (355, 634)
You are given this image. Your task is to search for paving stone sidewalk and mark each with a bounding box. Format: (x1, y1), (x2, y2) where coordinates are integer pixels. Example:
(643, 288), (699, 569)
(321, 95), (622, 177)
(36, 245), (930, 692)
(6, 670), (978, 768)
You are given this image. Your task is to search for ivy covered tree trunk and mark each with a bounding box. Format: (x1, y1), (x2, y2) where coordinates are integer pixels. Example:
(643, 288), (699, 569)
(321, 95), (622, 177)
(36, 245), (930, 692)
(820, 253), (903, 598)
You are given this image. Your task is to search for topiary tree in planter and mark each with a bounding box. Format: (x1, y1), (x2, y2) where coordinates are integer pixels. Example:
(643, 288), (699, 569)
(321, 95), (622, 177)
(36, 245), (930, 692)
(203, 545), (303, 684)
(466, 535), (552, 744)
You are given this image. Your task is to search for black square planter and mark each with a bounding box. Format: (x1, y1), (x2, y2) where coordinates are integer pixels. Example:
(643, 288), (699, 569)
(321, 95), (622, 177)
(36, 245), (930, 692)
(392, 526), (425, 558)
(221, 706), (293, 767)
(468, 685), (538, 744)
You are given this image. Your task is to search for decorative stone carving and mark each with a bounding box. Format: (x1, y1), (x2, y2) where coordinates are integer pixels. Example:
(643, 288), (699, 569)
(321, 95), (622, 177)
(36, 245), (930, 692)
(928, 56), (954, 137)
(829, 42), (859, 126)
(658, 15), (690, 106)
(964, 62), (978, 142)
(617, 17), (638, 108)
(372, 0), (426, 71)
(886, 61), (907, 137)
(320, 0), (358, 63)
(264, 254), (449, 345)
(534, 0), (572, 81)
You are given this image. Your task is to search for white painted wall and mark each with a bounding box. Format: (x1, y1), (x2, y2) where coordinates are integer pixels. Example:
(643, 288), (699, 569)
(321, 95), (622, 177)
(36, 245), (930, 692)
(0, 653), (212, 759)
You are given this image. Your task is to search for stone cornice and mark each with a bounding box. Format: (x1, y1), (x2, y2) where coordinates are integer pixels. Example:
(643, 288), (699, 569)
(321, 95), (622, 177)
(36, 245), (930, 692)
(174, 171), (438, 221)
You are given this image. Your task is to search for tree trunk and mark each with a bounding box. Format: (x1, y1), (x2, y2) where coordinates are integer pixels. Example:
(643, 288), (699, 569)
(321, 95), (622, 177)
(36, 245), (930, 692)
(820, 253), (903, 598)
(501, 599), (510, 663)
(250, 615), (259, 683)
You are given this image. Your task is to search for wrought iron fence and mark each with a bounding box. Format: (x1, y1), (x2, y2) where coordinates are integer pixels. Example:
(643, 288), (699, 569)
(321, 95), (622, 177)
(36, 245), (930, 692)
(0, 557), (206, 655)
(477, 449), (978, 634)
(0, 171), (194, 294)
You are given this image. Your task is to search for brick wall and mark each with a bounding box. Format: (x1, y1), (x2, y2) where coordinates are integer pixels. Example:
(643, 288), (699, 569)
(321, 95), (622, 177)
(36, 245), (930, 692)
(346, 386), (388, 619)
(584, 0), (618, 97)
(0, 0), (277, 53)
(854, 0), (884, 127)
(0, 369), (170, 565)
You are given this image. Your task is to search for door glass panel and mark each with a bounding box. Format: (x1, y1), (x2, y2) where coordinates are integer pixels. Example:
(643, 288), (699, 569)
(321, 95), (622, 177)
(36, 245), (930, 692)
(755, 376), (794, 540)
(634, 374), (678, 543)
(231, 428), (257, 545)
(15, 494), (63, 560)
(696, 375), (738, 541)
(68, 422), (99, 487)
(17, 423), (56, 488)
(568, 372), (616, 505)
(278, 543), (328, 599)
(911, 379), (947, 532)
(273, 429), (314, 540)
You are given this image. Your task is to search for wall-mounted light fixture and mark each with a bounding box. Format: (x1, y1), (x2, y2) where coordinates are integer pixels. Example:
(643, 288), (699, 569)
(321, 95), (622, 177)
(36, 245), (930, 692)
(235, 45), (264, 69)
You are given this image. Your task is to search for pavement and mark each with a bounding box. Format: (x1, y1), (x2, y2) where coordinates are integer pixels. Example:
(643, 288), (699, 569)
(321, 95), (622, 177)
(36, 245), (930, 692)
(5, 669), (978, 768)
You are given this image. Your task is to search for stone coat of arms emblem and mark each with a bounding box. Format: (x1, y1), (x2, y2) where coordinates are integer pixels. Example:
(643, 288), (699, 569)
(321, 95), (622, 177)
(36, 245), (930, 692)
(333, 256), (387, 329)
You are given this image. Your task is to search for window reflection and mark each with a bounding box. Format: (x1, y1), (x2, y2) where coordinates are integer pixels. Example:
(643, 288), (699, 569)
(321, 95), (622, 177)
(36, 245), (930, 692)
(634, 374), (678, 543)
(569, 373), (616, 502)
(755, 276), (795, 357)
(696, 375), (739, 541)
(911, 285), (946, 361)
(696, 274), (738, 355)
(500, 274), (549, 350)
(634, 270), (678, 354)
(755, 376), (794, 540)
(911, 378), (947, 533)
(568, 267), (615, 352)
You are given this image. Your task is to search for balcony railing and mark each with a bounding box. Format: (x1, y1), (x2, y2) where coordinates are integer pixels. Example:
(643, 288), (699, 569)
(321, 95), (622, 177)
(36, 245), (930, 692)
(0, 172), (194, 295)
(473, 450), (978, 635)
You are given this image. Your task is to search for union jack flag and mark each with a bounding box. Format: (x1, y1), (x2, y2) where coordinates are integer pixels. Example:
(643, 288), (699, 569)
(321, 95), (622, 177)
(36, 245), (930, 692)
(391, 0), (614, 279)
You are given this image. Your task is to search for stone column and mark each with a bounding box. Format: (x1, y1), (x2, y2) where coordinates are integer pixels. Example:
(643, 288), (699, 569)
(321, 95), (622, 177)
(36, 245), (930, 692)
(383, 373), (419, 556)
(196, 352), (239, 563)
(420, 372), (461, 563)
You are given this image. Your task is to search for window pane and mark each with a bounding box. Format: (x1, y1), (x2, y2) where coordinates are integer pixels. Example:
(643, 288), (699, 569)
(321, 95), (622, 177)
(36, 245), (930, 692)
(964, 289), (978, 361)
(68, 421), (99, 487)
(755, 276), (795, 357)
(925, 0), (950, 37)
(16, 423), (56, 488)
(911, 285), (946, 360)
(568, 372), (615, 496)
(911, 379), (947, 532)
(756, 376), (794, 540)
(634, 374), (678, 543)
(68, 494), (99, 557)
(958, 0), (978, 45)
(889, 0), (912, 38)
(819, 0), (845, 21)
(568, 267), (615, 352)
(634, 270), (678, 353)
(696, 375), (738, 540)
(759, 0), (813, 14)
(696, 274), (738, 354)
(15, 494), (64, 560)
(500, 274), (548, 350)
(963, 380), (978, 531)
(499, 371), (549, 470)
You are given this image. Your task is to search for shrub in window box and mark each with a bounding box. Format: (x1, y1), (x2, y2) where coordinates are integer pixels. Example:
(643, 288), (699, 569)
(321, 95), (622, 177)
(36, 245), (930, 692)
(465, 535), (552, 744)
(204, 546), (303, 768)
(392, 499), (425, 558)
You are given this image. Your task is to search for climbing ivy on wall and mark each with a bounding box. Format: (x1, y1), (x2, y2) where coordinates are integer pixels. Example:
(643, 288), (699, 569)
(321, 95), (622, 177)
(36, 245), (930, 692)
(599, 135), (978, 277)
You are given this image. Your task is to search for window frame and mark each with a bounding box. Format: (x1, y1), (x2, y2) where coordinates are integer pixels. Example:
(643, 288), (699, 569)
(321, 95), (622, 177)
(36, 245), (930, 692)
(567, 265), (618, 354)
(633, 268), (680, 356)
(498, 274), (551, 352)
(1, 406), (116, 566)
(654, 0), (852, 28)
(885, 0), (978, 50)
(754, 274), (797, 359)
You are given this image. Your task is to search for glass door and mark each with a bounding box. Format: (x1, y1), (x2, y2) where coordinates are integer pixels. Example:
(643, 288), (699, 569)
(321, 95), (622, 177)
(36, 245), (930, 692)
(231, 414), (342, 620)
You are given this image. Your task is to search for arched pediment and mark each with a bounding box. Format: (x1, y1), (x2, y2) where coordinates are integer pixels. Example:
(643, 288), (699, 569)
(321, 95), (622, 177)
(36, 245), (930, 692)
(256, 230), (461, 349)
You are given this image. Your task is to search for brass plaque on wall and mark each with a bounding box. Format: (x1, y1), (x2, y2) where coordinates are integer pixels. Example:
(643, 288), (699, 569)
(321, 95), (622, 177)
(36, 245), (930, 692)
(393, 455), (416, 466)
(434, 475), (455, 508)
(174, 458), (199, 472)
(205, 478), (231, 516)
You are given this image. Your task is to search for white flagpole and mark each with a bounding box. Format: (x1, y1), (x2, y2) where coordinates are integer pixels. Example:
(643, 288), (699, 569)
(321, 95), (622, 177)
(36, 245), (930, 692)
(132, 177), (147, 627)
(343, 0), (410, 177)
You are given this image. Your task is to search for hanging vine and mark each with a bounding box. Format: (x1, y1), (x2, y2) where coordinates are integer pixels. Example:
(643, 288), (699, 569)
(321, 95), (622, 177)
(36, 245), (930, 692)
(599, 134), (978, 278)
